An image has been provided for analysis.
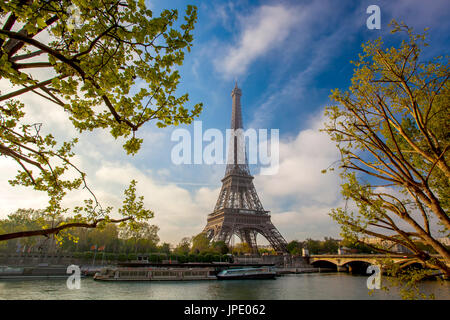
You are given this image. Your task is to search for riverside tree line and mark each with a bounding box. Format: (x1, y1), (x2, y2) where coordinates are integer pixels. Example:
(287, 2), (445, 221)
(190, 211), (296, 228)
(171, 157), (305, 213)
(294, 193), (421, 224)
(0, 208), (408, 260)
(0, 208), (236, 262)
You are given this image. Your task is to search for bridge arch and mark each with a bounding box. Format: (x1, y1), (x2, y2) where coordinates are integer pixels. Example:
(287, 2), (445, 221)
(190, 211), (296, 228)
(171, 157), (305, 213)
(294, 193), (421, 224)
(343, 260), (372, 274)
(310, 259), (338, 270)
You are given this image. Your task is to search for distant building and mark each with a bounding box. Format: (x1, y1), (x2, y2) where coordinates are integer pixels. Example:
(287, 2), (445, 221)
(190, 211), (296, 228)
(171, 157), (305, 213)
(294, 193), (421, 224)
(361, 237), (412, 254)
(338, 247), (357, 255)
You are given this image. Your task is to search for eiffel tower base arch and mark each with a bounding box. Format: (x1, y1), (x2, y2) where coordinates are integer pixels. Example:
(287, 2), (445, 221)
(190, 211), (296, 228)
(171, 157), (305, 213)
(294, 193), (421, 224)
(203, 208), (288, 254)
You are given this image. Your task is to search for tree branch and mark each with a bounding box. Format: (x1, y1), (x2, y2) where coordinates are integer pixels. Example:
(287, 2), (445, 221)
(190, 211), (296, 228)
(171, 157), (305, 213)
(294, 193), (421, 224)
(0, 217), (132, 241)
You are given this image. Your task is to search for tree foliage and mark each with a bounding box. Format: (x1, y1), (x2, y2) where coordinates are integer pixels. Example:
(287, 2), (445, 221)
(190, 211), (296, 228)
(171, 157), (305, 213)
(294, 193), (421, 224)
(173, 236), (191, 255)
(189, 233), (231, 255)
(301, 238), (340, 255)
(211, 240), (229, 255)
(0, 208), (161, 253)
(190, 232), (210, 254)
(0, 1), (201, 240)
(380, 259), (440, 300)
(323, 21), (449, 278)
(231, 242), (252, 255)
(0, 208), (45, 249)
(119, 220), (159, 253)
(286, 240), (303, 255)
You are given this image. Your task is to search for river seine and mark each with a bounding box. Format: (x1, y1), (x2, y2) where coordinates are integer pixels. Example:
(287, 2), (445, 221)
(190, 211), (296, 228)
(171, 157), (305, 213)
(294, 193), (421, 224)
(0, 273), (448, 300)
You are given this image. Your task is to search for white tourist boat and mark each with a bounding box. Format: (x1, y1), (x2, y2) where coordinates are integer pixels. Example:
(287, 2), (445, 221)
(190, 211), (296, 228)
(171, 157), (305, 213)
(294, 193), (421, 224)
(216, 267), (276, 280)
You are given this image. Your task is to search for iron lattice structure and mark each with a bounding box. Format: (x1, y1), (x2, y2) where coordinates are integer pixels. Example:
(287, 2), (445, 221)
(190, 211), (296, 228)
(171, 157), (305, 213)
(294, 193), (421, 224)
(203, 84), (288, 254)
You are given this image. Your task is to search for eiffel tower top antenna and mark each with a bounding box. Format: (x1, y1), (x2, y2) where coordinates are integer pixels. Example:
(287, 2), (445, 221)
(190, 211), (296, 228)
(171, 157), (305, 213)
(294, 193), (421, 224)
(226, 81), (248, 176)
(230, 81), (242, 129)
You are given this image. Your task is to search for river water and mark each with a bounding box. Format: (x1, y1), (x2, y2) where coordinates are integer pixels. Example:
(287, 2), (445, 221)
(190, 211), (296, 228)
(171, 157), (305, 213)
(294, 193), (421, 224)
(0, 273), (448, 300)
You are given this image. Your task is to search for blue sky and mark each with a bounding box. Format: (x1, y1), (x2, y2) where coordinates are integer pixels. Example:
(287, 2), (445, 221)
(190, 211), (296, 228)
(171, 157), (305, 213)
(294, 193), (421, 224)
(139, 0), (450, 183)
(1, 0), (449, 245)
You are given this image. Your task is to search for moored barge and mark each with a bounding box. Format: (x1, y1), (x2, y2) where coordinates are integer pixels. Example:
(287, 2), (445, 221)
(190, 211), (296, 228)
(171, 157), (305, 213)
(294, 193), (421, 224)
(93, 266), (217, 281)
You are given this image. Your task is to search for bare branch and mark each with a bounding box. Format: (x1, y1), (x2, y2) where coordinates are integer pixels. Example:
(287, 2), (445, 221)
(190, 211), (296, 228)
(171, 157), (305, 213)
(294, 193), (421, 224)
(0, 217), (132, 241)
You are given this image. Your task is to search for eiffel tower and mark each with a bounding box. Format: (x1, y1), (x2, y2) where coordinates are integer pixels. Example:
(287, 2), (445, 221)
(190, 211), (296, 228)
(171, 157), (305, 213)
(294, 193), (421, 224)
(203, 83), (288, 254)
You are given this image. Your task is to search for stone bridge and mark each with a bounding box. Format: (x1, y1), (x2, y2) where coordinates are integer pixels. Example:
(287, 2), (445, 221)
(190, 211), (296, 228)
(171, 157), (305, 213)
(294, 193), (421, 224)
(308, 254), (444, 273)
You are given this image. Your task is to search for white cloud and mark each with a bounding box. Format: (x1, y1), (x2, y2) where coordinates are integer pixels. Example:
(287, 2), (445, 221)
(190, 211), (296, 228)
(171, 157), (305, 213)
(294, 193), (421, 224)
(270, 206), (343, 241)
(94, 162), (220, 243)
(0, 158), (50, 215)
(256, 113), (340, 203)
(216, 5), (299, 79)
(253, 113), (343, 240)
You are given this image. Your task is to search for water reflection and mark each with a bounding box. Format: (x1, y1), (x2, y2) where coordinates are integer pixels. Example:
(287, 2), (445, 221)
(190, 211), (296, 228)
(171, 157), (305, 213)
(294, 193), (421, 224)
(0, 273), (448, 300)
